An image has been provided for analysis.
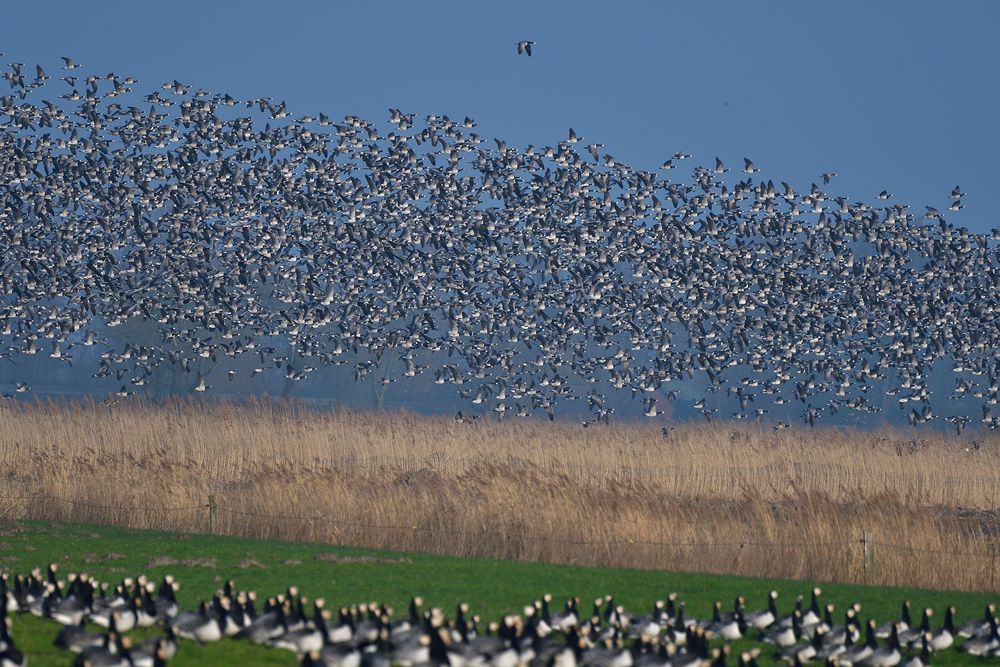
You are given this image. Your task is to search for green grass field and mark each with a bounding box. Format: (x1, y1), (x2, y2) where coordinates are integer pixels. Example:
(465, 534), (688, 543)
(2, 520), (997, 665)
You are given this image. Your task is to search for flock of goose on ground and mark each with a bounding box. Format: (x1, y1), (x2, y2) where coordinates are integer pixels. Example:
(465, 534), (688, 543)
(3, 565), (1000, 666)
(0, 55), (998, 429)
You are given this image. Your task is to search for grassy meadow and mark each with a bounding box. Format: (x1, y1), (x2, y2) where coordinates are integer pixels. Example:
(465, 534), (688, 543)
(0, 398), (998, 592)
(2, 520), (999, 666)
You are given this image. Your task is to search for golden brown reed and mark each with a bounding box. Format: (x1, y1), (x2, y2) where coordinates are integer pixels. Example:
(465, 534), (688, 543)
(1, 397), (998, 591)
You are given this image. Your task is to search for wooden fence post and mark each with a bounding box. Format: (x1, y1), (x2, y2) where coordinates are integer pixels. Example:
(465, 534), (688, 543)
(208, 495), (217, 533)
(862, 530), (873, 586)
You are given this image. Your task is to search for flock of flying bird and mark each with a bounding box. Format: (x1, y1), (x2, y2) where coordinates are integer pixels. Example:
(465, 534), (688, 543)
(4, 564), (1000, 666)
(0, 54), (998, 430)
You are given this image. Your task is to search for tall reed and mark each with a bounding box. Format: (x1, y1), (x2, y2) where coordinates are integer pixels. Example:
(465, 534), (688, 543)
(1, 397), (997, 591)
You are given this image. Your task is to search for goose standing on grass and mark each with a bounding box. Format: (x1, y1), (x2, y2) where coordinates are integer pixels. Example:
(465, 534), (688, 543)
(271, 599), (328, 654)
(51, 574), (94, 626)
(136, 626), (177, 662)
(763, 609), (800, 648)
(552, 598), (580, 633)
(123, 638), (169, 667)
(963, 615), (1000, 656)
(136, 583), (160, 628)
(28, 582), (55, 617)
(877, 601), (910, 639)
(390, 631), (431, 666)
(802, 603), (835, 641)
(634, 600), (667, 637)
(0, 619), (26, 667)
(864, 623), (902, 666)
(822, 606), (861, 651)
(302, 643), (362, 667)
(707, 599), (746, 641)
(87, 584), (128, 628)
(72, 631), (128, 667)
(216, 596), (245, 637)
(154, 576), (179, 621)
(54, 616), (104, 653)
(900, 633), (931, 667)
(235, 596), (289, 643)
(838, 619), (878, 665)
(325, 606), (357, 644)
(662, 608), (688, 647)
(775, 595), (804, 630)
(814, 625), (851, 663)
(783, 626), (825, 663)
(229, 592), (257, 635)
(801, 588), (823, 627)
(93, 600), (138, 633)
(927, 606), (954, 651)
(169, 600), (225, 642)
(744, 591), (777, 630)
(898, 608), (932, 647)
(957, 603), (994, 638)
(663, 593), (680, 626)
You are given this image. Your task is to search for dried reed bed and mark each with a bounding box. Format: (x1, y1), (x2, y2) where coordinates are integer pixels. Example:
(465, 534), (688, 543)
(1, 398), (998, 591)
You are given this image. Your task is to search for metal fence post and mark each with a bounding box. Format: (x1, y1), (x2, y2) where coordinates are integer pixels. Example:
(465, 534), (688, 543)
(208, 495), (217, 533)
(862, 531), (873, 586)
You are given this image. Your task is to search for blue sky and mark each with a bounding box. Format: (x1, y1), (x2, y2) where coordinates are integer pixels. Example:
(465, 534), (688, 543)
(4, 1), (998, 232)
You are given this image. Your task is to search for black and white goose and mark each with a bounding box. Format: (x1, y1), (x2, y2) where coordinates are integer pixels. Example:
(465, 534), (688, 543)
(91, 598), (138, 632)
(235, 596), (290, 643)
(300, 633), (364, 667)
(136, 625), (178, 662)
(135, 582), (160, 628)
(54, 616), (105, 653)
(900, 633), (931, 667)
(774, 595), (804, 630)
(88, 583), (135, 630)
(72, 631), (129, 667)
(632, 599), (666, 638)
(552, 598), (580, 634)
(802, 603), (835, 641)
(837, 619), (877, 666)
(801, 588), (823, 627)
(154, 575), (179, 621)
(124, 637), (170, 667)
(169, 600), (225, 642)
(898, 608), (932, 647)
(0, 619), (26, 667)
(390, 631), (431, 667)
(744, 591), (777, 630)
(957, 603), (994, 638)
(821, 606), (860, 649)
(271, 599), (328, 654)
(876, 600), (910, 639)
(707, 600), (746, 641)
(962, 615), (999, 657)
(927, 606), (955, 651)
(228, 592), (257, 635)
(51, 574), (94, 626)
(326, 605), (357, 644)
(864, 622), (902, 667)
(762, 609), (800, 648)
(662, 605), (689, 647)
(783, 626), (825, 664)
